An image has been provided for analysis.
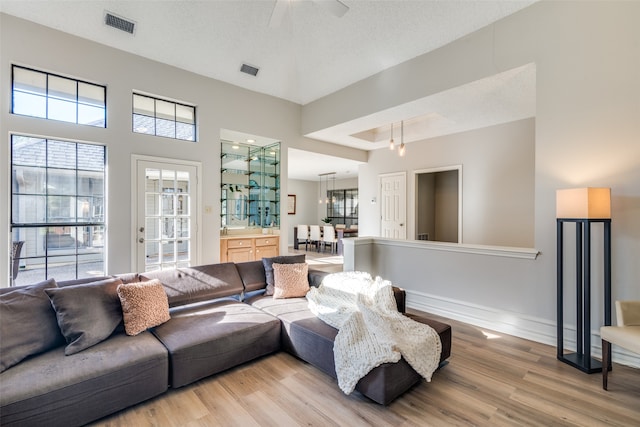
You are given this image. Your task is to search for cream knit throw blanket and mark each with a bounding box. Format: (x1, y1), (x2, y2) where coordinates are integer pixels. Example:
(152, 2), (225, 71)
(306, 271), (442, 395)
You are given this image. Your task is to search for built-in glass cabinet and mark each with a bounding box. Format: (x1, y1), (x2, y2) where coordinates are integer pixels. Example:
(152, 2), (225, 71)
(221, 140), (280, 229)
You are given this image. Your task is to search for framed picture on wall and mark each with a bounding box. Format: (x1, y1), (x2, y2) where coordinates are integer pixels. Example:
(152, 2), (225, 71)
(287, 194), (296, 215)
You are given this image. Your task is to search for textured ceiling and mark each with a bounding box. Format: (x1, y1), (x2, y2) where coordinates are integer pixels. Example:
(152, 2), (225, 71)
(0, 0), (534, 105)
(0, 0), (537, 180)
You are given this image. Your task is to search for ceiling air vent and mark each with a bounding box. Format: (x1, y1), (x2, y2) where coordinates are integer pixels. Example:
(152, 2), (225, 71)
(105, 12), (136, 35)
(240, 63), (259, 77)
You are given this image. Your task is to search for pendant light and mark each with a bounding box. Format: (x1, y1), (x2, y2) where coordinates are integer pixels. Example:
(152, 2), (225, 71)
(325, 174), (330, 204)
(389, 123), (395, 150)
(331, 174), (336, 203)
(399, 120), (406, 157)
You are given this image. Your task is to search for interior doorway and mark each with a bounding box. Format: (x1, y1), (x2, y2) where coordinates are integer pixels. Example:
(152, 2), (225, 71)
(415, 165), (462, 243)
(379, 172), (407, 239)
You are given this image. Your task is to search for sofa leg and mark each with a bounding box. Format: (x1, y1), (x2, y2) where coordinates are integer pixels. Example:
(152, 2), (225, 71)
(602, 339), (611, 390)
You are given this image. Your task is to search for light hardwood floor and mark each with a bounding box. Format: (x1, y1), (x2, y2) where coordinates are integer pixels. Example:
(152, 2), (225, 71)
(91, 310), (640, 427)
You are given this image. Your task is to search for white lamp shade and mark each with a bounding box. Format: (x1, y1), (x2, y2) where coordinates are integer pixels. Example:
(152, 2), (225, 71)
(556, 187), (611, 219)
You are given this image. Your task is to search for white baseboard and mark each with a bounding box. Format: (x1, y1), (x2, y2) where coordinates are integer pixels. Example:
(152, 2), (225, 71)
(406, 289), (640, 369)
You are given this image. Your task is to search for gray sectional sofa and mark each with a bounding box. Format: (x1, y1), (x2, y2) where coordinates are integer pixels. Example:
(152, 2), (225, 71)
(0, 257), (451, 426)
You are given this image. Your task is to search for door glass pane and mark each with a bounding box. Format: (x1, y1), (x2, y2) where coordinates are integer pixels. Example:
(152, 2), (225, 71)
(177, 218), (189, 238)
(146, 169), (160, 192)
(162, 170), (175, 191)
(162, 194), (175, 216)
(146, 217), (160, 240)
(162, 240), (175, 263)
(142, 164), (194, 271)
(177, 194), (189, 216)
(146, 193), (160, 216)
(146, 241), (159, 264)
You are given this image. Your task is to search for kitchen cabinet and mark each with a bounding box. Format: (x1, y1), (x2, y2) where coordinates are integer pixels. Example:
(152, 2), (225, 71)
(220, 235), (279, 263)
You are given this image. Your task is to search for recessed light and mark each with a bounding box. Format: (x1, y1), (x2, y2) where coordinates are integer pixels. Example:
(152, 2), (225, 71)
(232, 145), (239, 150)
(247, 139), (255, 143)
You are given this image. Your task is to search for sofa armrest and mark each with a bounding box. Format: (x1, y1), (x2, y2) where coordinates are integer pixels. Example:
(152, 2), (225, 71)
(307, 268), (406, 313)
(616, 300), (640, 326)
(392, 286), (406, 313)
(308, 268), (329, 287)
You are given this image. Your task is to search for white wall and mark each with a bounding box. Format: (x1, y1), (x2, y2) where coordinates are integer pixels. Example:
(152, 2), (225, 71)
(310, 1), (640, 364)
(0, 14), (368, 282)
(285, 179), (318, 246)
(362, 118), (535, 247)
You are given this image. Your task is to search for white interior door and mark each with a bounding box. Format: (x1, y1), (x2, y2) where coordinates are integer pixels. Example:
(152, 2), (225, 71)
(380, 172), (407, 239)
(133, 157), (199, 272)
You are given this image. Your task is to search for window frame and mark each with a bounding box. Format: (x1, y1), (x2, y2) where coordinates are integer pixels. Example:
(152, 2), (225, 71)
(11, 65), (107, 127)
(10, 134), (107, 284)
(132, 92), (196, 142)
(326, 188), (358, 227)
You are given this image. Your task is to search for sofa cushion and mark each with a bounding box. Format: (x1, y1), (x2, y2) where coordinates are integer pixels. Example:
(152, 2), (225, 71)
(151, 299), (281, 388)
(140, 263), (244, 307)
(0, 332), (168, 427)
(0, 279), (65, 373)
(235, 260), (267, 293)
(262, 254), (306, 296)
(45, 277), (124, 355)
(117, 279), (171, 336)
(273, 263), (310, 299)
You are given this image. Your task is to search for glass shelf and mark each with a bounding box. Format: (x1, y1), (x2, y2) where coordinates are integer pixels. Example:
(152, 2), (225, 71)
(220, 140), (280, 228)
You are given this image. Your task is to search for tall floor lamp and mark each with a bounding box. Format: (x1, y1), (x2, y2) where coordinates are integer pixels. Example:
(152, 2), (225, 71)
(556, 187), (611, 373)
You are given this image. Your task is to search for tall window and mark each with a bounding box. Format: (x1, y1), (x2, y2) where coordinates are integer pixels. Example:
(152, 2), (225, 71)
(133, 93), (196, 141)
(326, 188), (358, 227)
(11, 65), (106, 127)
(10, 135), (106, 285)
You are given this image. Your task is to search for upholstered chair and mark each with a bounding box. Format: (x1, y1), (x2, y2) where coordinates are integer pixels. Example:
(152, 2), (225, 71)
(296, 225), (309, 250)
(600, 301), (640, 390)
(309, 225), (322, 251)
(322, 225), (338, 254)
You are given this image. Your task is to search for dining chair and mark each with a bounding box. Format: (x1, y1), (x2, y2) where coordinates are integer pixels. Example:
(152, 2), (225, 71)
(296, 225), (309, 250)
(309, 225), (322, 251)
(600, 300), (640, 390)
(335, 224), (346, 230)
(322, 225), (337, 254)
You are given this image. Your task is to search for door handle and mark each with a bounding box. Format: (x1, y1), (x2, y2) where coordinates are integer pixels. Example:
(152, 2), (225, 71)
(138, 237), (145, 243)
(139, 227), (145, 232)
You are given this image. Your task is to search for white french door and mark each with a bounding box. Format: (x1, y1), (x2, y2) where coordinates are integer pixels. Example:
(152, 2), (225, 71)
(380, 172), (407, 239)
(133, 156), (199, 272)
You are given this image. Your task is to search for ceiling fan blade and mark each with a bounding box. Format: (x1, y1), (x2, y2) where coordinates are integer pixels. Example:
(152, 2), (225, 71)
(313, 0), (349, 18)
(269, 0), (289, 28)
